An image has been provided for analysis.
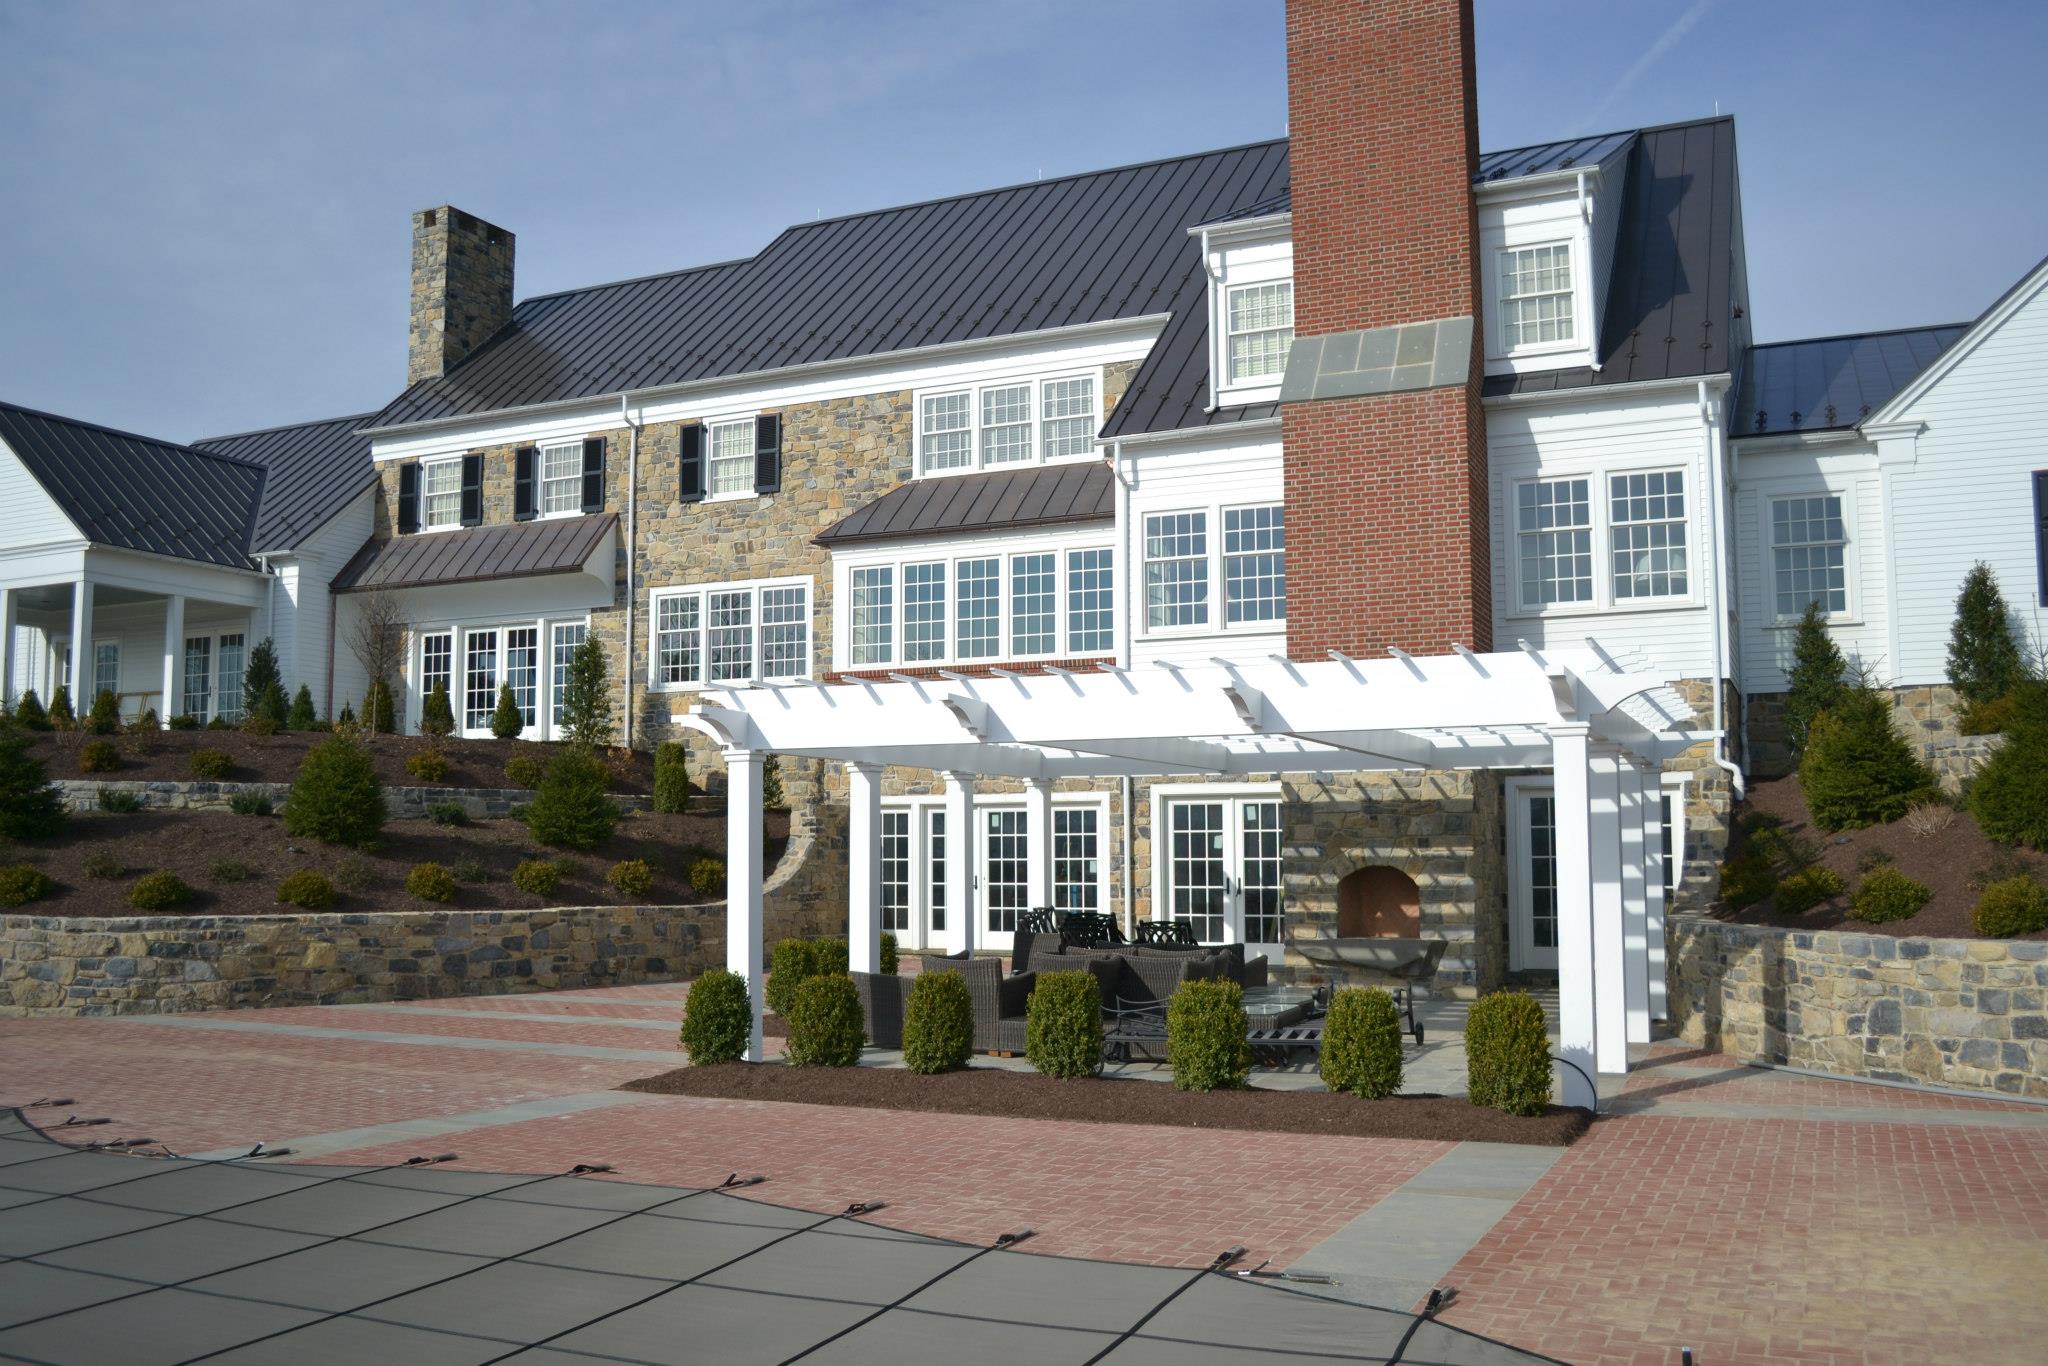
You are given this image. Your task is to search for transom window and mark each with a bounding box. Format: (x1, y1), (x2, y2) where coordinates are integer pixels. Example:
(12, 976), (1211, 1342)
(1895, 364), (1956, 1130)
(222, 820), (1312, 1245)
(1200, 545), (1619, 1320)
(1223, 505), (1286, 623)
(707, 419), (754, 497)
(916, 373), (1098, 476)
(839, 545), (1115, 668)
(1499, 243), (1575, 350)
(1772, 494), (1848, 619)
(421, 458), (463, 530)
(539, 441), (583, 515)
(650, 579), (811, 687)
(1225, 280), (1294, 386)
(1145, 512), (1209, 629)
(1516, 478), (1593, 608)
(1609, 471), (1688, 600)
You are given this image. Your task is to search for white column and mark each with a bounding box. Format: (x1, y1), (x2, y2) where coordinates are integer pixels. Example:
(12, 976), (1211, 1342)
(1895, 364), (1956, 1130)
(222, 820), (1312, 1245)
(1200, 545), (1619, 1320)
(160, 594), (185, 725)
(1024, 777), (1054, 920)
(1549, 724), (1599, 1111)
(0, 587), (15, 707)
(943, 771), (976, 957)
(847, 761), (883, 974)
(724, 748), (766, 1062)
(1589, 742), (1628, 1075)
(68, 578), (93, 704)
(1619, 759), (1652, 1046)
(1648, 774), (1681, 1022)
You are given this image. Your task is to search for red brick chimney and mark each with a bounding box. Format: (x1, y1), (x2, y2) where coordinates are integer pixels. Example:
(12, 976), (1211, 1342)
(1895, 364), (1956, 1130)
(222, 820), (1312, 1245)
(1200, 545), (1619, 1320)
(1281, 0), (1490, 658)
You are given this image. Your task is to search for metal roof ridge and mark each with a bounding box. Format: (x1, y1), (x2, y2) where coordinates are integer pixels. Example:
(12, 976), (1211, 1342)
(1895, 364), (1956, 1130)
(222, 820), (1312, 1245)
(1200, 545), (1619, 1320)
(512, 255), (757, 309)
(1746, 322), (1972, 350)
(192, 410), (379, 446)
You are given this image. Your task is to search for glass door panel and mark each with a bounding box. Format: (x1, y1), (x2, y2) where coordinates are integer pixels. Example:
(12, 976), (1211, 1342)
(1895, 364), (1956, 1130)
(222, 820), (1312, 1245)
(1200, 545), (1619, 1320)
(982, 808), (1029, 937)
(1239, 799), (1284, 955)
(1168, 801), (1228, 943)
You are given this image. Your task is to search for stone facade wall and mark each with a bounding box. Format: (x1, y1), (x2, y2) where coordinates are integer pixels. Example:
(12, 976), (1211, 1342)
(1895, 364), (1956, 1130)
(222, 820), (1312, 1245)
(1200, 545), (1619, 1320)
(53, 780), (650, 820)
(1664, 677), (1738, 912)
(1668, 914), (2048, 1099)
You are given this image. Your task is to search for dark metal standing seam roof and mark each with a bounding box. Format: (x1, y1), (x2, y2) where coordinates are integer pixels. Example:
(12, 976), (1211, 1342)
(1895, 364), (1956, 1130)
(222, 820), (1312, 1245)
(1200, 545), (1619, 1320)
(193, 411), (377, 552)
(1732, 325), (1969, 437)
(331, 512), (617, 593)
(365, 141), (1293, 431)
(814, 462), (1114, 547)
(0, 400), (264, 570)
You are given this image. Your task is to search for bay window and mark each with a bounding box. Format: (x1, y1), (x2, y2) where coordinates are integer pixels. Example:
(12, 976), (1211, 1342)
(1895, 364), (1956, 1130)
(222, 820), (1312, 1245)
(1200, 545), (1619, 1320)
(1499, 242), (1575, 351)
(838, 542), (1115, 668)
(409, 618), (587, 737)
(916, 372), (1099, 476)
(649, 577), (812, 687)
(1772, 494), (1848, 619)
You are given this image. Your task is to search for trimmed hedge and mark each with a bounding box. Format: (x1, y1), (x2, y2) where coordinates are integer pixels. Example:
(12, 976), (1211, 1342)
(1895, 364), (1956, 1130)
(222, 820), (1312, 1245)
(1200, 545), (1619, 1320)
(902, 969), (974, 1074)
(1799, 688), (1936, 832)
(1465, 991), (1552, 1116)
(1973, 876), (2048, 938)
(880, 931), (899, 975)
(405, 862), (457, 903)
(1775, 864), (1846, 913)
(504, 753), (545, 789)
(282, 734), (385, 846)
(189, 748), (234, 781)
(687, 856), (726, 898)
(1167, 978), (1251, 1092)
(0, 864), (55, 908)
(784, 974), (865, 1066)
(1320, 988), (1404, 1099)
(1026, 970), (1103, 1079)
(276, 869), (335, 909)
(128, 871), (192, 911)
(766, 938), (817, 1016)
(512, 858), (561, 896)
(1849, 866), (1932, 924)
(524, 746), (617, 850)
(812, 938), (850, 978)
(653, 742), (690, 814)
(607, 858), (655, 898)
(680, 969), (753, 1064)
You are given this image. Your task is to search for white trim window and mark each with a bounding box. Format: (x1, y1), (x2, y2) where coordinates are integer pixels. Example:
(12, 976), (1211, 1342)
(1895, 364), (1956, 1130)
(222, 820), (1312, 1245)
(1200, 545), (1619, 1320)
(1009, 553), (1057, 656)
(215, 634), (246, 722)
(538, 440), (583, 516)
(837, 542), (1116, 669)
(707, 418), (755, 497)
(1222, 505), (1286, 624)
(1065, 548), (1115, 654)
(649, 578), (812, 688)
(903, 562), (946, 663)
(505, 626), (539, 728)
(181, 637), (212, 718)
(550, 623), (586, 726)
(1771, 494), (1848, 619)
(1608, 470), (1688, 601)
(464, 629), (499, 731)
(92, 641), (120, 702)
(1225, 280), (1293, 386)
(1498, 243), (1575, 351)
(421, 457), (463, 531)
(1515, 477), (1593, 608)
(915, 371), (1099, 477)
(954, 558), (1001, 660)
(1145, 511), (1209, 629)
(420, 631), (453, 708)
(850, 567), (894, 667)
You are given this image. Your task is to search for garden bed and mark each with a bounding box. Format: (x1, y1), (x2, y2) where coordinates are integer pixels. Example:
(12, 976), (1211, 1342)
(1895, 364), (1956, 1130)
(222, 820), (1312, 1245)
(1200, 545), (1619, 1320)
(621, 1062), (1589, 1146)
(21, 729), (657, 793)
(1713, 773), (2047, 938)
(0, 808), (786, 917)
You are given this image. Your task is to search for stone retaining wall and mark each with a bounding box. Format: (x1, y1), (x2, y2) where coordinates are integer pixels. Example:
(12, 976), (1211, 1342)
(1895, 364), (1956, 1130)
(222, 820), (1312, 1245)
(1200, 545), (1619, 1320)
(1668, 913), (2048, 1098)
(53, 780), (651, 820)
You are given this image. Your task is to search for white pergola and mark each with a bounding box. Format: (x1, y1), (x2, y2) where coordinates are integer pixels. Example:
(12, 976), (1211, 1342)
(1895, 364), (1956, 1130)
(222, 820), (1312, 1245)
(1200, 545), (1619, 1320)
(678, 644), (1706, 1109)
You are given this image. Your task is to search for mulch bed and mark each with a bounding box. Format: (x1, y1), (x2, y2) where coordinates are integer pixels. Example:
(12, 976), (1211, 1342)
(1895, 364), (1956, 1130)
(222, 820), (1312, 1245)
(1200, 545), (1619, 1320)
(0, 808), (787, 918)
(23, 729), (656, 793)
(1712, 773), (2048, 939)
(622, 1062), (1589, 1146)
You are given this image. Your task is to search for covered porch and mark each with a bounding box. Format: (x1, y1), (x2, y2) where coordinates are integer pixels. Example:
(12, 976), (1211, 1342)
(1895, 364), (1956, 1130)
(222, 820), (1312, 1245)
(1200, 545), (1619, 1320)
(686, 644), (1704, 1109)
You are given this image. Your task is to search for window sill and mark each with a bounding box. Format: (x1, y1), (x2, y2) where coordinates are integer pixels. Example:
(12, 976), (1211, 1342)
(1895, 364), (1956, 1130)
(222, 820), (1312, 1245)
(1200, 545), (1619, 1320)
(648, 678), (805, 693)
(1502, 598), (1701, 622)
(1138, 620), (1286, 641)
(702, 491), (764, 505)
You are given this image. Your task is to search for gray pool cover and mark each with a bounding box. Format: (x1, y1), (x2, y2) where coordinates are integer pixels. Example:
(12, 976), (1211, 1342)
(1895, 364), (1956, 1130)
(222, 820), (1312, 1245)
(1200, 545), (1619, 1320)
(0, 1108), (1558, 1365)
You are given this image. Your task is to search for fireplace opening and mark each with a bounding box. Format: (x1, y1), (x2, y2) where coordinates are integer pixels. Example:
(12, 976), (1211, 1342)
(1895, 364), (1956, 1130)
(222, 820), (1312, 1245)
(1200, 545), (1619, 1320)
(1335, 866), (1421, 939)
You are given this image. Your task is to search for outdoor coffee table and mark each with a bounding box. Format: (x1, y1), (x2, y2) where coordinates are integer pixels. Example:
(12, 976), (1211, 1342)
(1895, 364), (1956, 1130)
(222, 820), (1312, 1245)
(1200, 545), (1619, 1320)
(1242, 987), (1323, 1064)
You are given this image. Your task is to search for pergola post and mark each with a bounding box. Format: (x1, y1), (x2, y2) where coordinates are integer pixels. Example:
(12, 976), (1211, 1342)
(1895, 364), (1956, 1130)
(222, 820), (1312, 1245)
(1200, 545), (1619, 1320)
(1548, 723), (1599, 1111)
(847, 761), (883, 973)
(1589, 743), (1628, 1075)
(943, 771), (976, 957)
(724, 747), (766, 1061)
(68, 578), (93, 702)
(1024, 777), (1054, 918)
(1619, 760), (1651, 1046)
(0, 587), (15, 707)
(161, 594), (185, 725)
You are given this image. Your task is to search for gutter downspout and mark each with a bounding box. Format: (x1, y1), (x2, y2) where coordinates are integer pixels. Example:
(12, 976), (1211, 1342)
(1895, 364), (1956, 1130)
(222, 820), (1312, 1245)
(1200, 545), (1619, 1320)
(257, 555), (276, 649)
(1108, 438), (1137, 939)
(1699, 379), (1744, 800)
(620, 394), (642, 749)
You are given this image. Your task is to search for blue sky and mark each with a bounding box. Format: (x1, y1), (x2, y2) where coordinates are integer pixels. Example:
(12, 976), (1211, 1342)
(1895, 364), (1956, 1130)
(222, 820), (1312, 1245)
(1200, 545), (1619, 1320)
(3, 0), (2043, 440)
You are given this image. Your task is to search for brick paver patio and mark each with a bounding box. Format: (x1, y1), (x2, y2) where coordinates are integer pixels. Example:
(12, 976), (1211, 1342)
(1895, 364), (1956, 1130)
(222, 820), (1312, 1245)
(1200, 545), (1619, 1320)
(6, 985), (2046, 1364)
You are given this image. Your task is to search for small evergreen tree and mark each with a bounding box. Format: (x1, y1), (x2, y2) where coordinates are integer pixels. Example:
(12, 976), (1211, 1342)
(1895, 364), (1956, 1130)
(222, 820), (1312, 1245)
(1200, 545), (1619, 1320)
(1968, 682), (2048, 850)
(1799, 686), (1936, 831)
(282, 733), (386, 846)
(13, 688), (49, 731)
(364, 677), (398, 734)
(337, 700), (356, 727)
(287, 685), (317, 730)
(524, 746), (618, 849)
(419, 682), (455, 739)
(85, 688), (121, 736)
(558, 636), (612, 747)
(48, 685), (74, 730)
(1946, 563), (2030, 706)
(490, 683), (524, 740)
(0, 725), (65, 841)
(244, 638), (288, 727)
(1783, 602), (1848, 759)
(762, 754), (784, 810)
(653, 741), (690, 813)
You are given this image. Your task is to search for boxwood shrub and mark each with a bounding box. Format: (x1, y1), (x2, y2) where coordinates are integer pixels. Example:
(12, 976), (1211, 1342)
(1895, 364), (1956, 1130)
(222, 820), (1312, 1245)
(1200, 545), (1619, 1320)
(765, 938), (817, 1016)
(1167, 978), (1250, 1092)
(880, 930), (899, 975)
(405, 862), (457, 903)
(1718, 848), (1777, 909)
(784, 973), (865, 1067)
(1320, 987), (1404, 1099)
(276, 869), (335, 909)
(811, 938), (850, 978)
(653, 741), (690, 813)
(680, 969), (753, 1065)
(1972, 876), (2048, 938)
(188, 748), (234, 781)
(503, 753), (545, 789)
(606, 858), (655, 898)
(1774, 863), (1846, 913)
(901, 969), (974, 1075)
(1465, 990), (1552, 1116)
(1025, 970), (1102, 1079)
(282, 734), (385, 846)
(128, 871), (192, 911)
(1849, 866), (1932, 924)
(513, 858), (562, 896)
(406, 749), (451, 783)
(687, 856), (725, 898)
(0, 864), (55, 908)
(77, 740), (121, 774)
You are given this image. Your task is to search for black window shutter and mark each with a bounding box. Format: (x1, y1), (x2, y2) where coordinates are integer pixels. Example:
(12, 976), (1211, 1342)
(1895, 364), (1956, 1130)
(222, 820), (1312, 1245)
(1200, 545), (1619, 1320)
(753, 413), (783, 495)
(513, 446), (537, 522)
(397, 462), (420, 534)
(2035, 471), (2048, 605)
(679, 424), (705, 503)
(460, 453), (483, 527)
(581, 437), (606, 513)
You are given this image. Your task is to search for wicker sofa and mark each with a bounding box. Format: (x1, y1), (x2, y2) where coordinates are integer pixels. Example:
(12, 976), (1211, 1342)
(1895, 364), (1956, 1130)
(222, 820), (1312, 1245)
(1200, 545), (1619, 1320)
(915, 955), (1035, 1054)
(1013, 937), (1269, 994)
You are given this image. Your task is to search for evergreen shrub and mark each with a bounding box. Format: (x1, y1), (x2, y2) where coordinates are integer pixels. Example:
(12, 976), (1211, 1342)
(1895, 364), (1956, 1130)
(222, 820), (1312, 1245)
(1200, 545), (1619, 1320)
(524, 747), (617, 850)
(1850, 866), (1932, 924)
(784, 973), (864, 1066)
(406, 862), (457, 903)
(1166, 978), (1250, 1092)
(653, 741), (690, 813)
(189, 748), (234, 780)
(902, 969), (974, 1074)
(1972, 876), (2048, 938)
(680, 969), (752, 1064)
(1465, 991), (1552, 1115)
(1025, 970), (1103, 1079)
(276, 869), (335, 909)
(1320, 987), (1404, 1099)
(128, 871), (191, 911)
(1799, 688), (1935, 831)
(282, 734), (385, 846)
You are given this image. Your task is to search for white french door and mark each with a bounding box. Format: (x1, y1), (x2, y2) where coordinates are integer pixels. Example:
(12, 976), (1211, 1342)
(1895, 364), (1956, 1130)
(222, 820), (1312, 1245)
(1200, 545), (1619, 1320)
(884, 798), (1104, 954)
(978, 808), (1030, 948)
(1157, 792), (1284, 960)
(1508, 780), (1560, 972)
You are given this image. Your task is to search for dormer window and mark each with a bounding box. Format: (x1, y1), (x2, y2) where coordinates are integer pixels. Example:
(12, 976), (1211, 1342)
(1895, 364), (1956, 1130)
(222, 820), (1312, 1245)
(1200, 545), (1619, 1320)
(1226, 281), (1294, 385)
(1498, 243), (1576, 351)
(420, 457), (463, 530)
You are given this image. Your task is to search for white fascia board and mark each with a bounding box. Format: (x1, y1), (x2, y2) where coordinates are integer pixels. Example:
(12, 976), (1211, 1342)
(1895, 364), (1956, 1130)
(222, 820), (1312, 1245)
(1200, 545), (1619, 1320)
(1187, 211), (1292, 246)
(1482, 373), (1730, 412)
(1729, 428), (1867, 457)
(81, 547), (269, 604)
(0, 543), (88, 585)
(366, 315), (1169, 461)
(1862, 255), (2048, 428)
(1112, 416), (1283, 453)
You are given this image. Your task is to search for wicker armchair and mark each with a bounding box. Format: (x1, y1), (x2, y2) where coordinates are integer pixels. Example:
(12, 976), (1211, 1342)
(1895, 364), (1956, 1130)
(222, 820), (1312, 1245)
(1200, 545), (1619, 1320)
(917, 955), (1034, 1053)
(852, 971), (907, 1050)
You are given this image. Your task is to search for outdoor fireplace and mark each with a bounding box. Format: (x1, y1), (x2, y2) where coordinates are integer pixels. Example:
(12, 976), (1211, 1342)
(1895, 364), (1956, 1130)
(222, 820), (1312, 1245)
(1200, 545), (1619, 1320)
(1335, 866), (1422, 939)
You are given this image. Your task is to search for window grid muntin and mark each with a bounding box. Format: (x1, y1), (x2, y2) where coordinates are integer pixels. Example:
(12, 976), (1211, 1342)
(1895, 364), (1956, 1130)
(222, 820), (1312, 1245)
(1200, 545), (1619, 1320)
(1225, 280), (1294, 385)
(420, 632), (453, 710)
(1528, 794), (1558, 949)
(1516, 478), (1594, 608)
(539, 441), (583, 515)
(919, 393), (972, 473)
(1609, 470), (1689, 600)
(1241, 799), (1283, 945)
(181, 637), (211, 718)
(979, 384), (1033, 466)
(916, 373), (1098, 476)
(1066, 548), (1114, 654)
(880, 809), (911, 933)
(1499, 243), (1575, 350)
(1145, 511), (1209, 628)
(902, 562), (946, 662)
(1168, 801), (1228, 944)
(1040, 376), (1096, 459)
(707, 419), (754, 496)
(1223, 504), (1286, 624)
(656, 594), (702, 686)
(850, 567), (894, 666)
(92, 643), (119, 702)
(927, 809), (946, 933)
(955, 558), (1000, 659)
(1009, 553), (1057, 656)
(759, 587), (808, 680)
(421, 457), (463, 530)
(1771, 494), (1848, 618)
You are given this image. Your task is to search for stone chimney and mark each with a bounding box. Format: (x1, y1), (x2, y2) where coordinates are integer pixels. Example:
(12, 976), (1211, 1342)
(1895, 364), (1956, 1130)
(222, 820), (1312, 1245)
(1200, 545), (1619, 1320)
(1279, 0), (1489, 658)
(407, 206), (515, 384)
